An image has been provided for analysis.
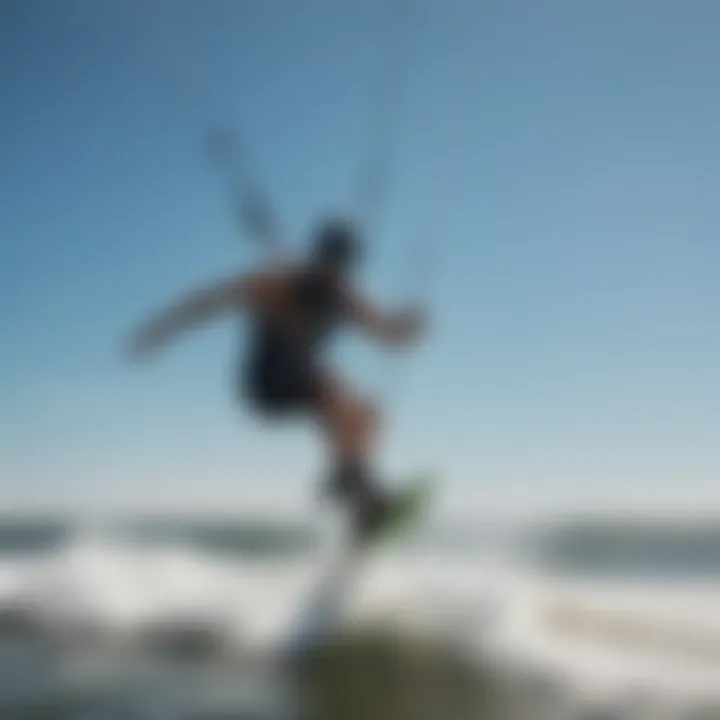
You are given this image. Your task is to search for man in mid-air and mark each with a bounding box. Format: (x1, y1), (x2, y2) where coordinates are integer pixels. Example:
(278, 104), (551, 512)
(128, 217), (427, 540)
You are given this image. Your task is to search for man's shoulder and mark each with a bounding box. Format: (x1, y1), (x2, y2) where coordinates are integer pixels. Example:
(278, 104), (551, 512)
(255, 256), (301, 281)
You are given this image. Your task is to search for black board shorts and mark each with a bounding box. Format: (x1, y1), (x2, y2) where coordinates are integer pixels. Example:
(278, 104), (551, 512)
(243, 345), (322, 415)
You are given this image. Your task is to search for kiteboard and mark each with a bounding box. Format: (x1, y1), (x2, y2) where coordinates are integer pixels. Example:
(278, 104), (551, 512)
(282, 473), (435, 661)
(356, 474), (435, 549)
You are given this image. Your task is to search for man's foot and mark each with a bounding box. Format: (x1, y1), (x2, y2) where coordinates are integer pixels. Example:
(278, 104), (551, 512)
(320, 458), (375, 505)
(352, 491), (394, 542)
(351, 478), (433, 546)
(318, 459), (394, 539)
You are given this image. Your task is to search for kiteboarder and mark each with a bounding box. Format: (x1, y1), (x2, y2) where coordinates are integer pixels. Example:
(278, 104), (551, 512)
(127, 216), (427, 540)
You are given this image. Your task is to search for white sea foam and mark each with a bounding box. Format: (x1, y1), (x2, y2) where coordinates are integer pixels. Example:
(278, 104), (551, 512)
(0, 523), (717, 713)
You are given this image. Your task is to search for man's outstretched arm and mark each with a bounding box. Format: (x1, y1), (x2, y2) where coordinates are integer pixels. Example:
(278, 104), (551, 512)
(127, 271), (279, 360)
(345, 288), (427, 348)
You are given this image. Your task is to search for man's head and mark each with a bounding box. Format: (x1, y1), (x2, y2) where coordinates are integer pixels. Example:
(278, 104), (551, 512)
(308, 216), (362, 276)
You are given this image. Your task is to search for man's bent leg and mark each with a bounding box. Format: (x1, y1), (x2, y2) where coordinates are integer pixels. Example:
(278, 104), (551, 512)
(312, 373), (384, 505)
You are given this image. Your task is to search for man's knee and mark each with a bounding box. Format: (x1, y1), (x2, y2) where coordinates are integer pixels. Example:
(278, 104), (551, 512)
(354, 397), (379, 434)
(316, 376), (379, 433)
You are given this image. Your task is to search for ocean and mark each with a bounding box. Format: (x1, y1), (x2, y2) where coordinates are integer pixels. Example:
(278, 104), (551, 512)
(0, 511), (718, 719)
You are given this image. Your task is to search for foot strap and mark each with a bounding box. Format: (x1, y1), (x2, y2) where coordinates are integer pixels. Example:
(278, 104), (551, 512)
(325, 458), (383, 507)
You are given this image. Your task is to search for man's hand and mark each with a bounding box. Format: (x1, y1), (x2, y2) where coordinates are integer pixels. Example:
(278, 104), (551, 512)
(387, 305), (428, 347)
(126, 322), (167, 362)
(347, 288), (428, 348)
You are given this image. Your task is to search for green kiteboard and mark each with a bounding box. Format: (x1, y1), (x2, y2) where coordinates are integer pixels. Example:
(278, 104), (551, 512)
(357, 475), (435, 549)
(283, 474), (435, 658)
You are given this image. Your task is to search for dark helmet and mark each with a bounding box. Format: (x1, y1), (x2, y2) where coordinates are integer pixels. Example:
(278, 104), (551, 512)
(308, 216), (362, 272)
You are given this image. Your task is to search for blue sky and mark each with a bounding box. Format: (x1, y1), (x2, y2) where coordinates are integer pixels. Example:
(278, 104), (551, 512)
(1, 0), (719, 512)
